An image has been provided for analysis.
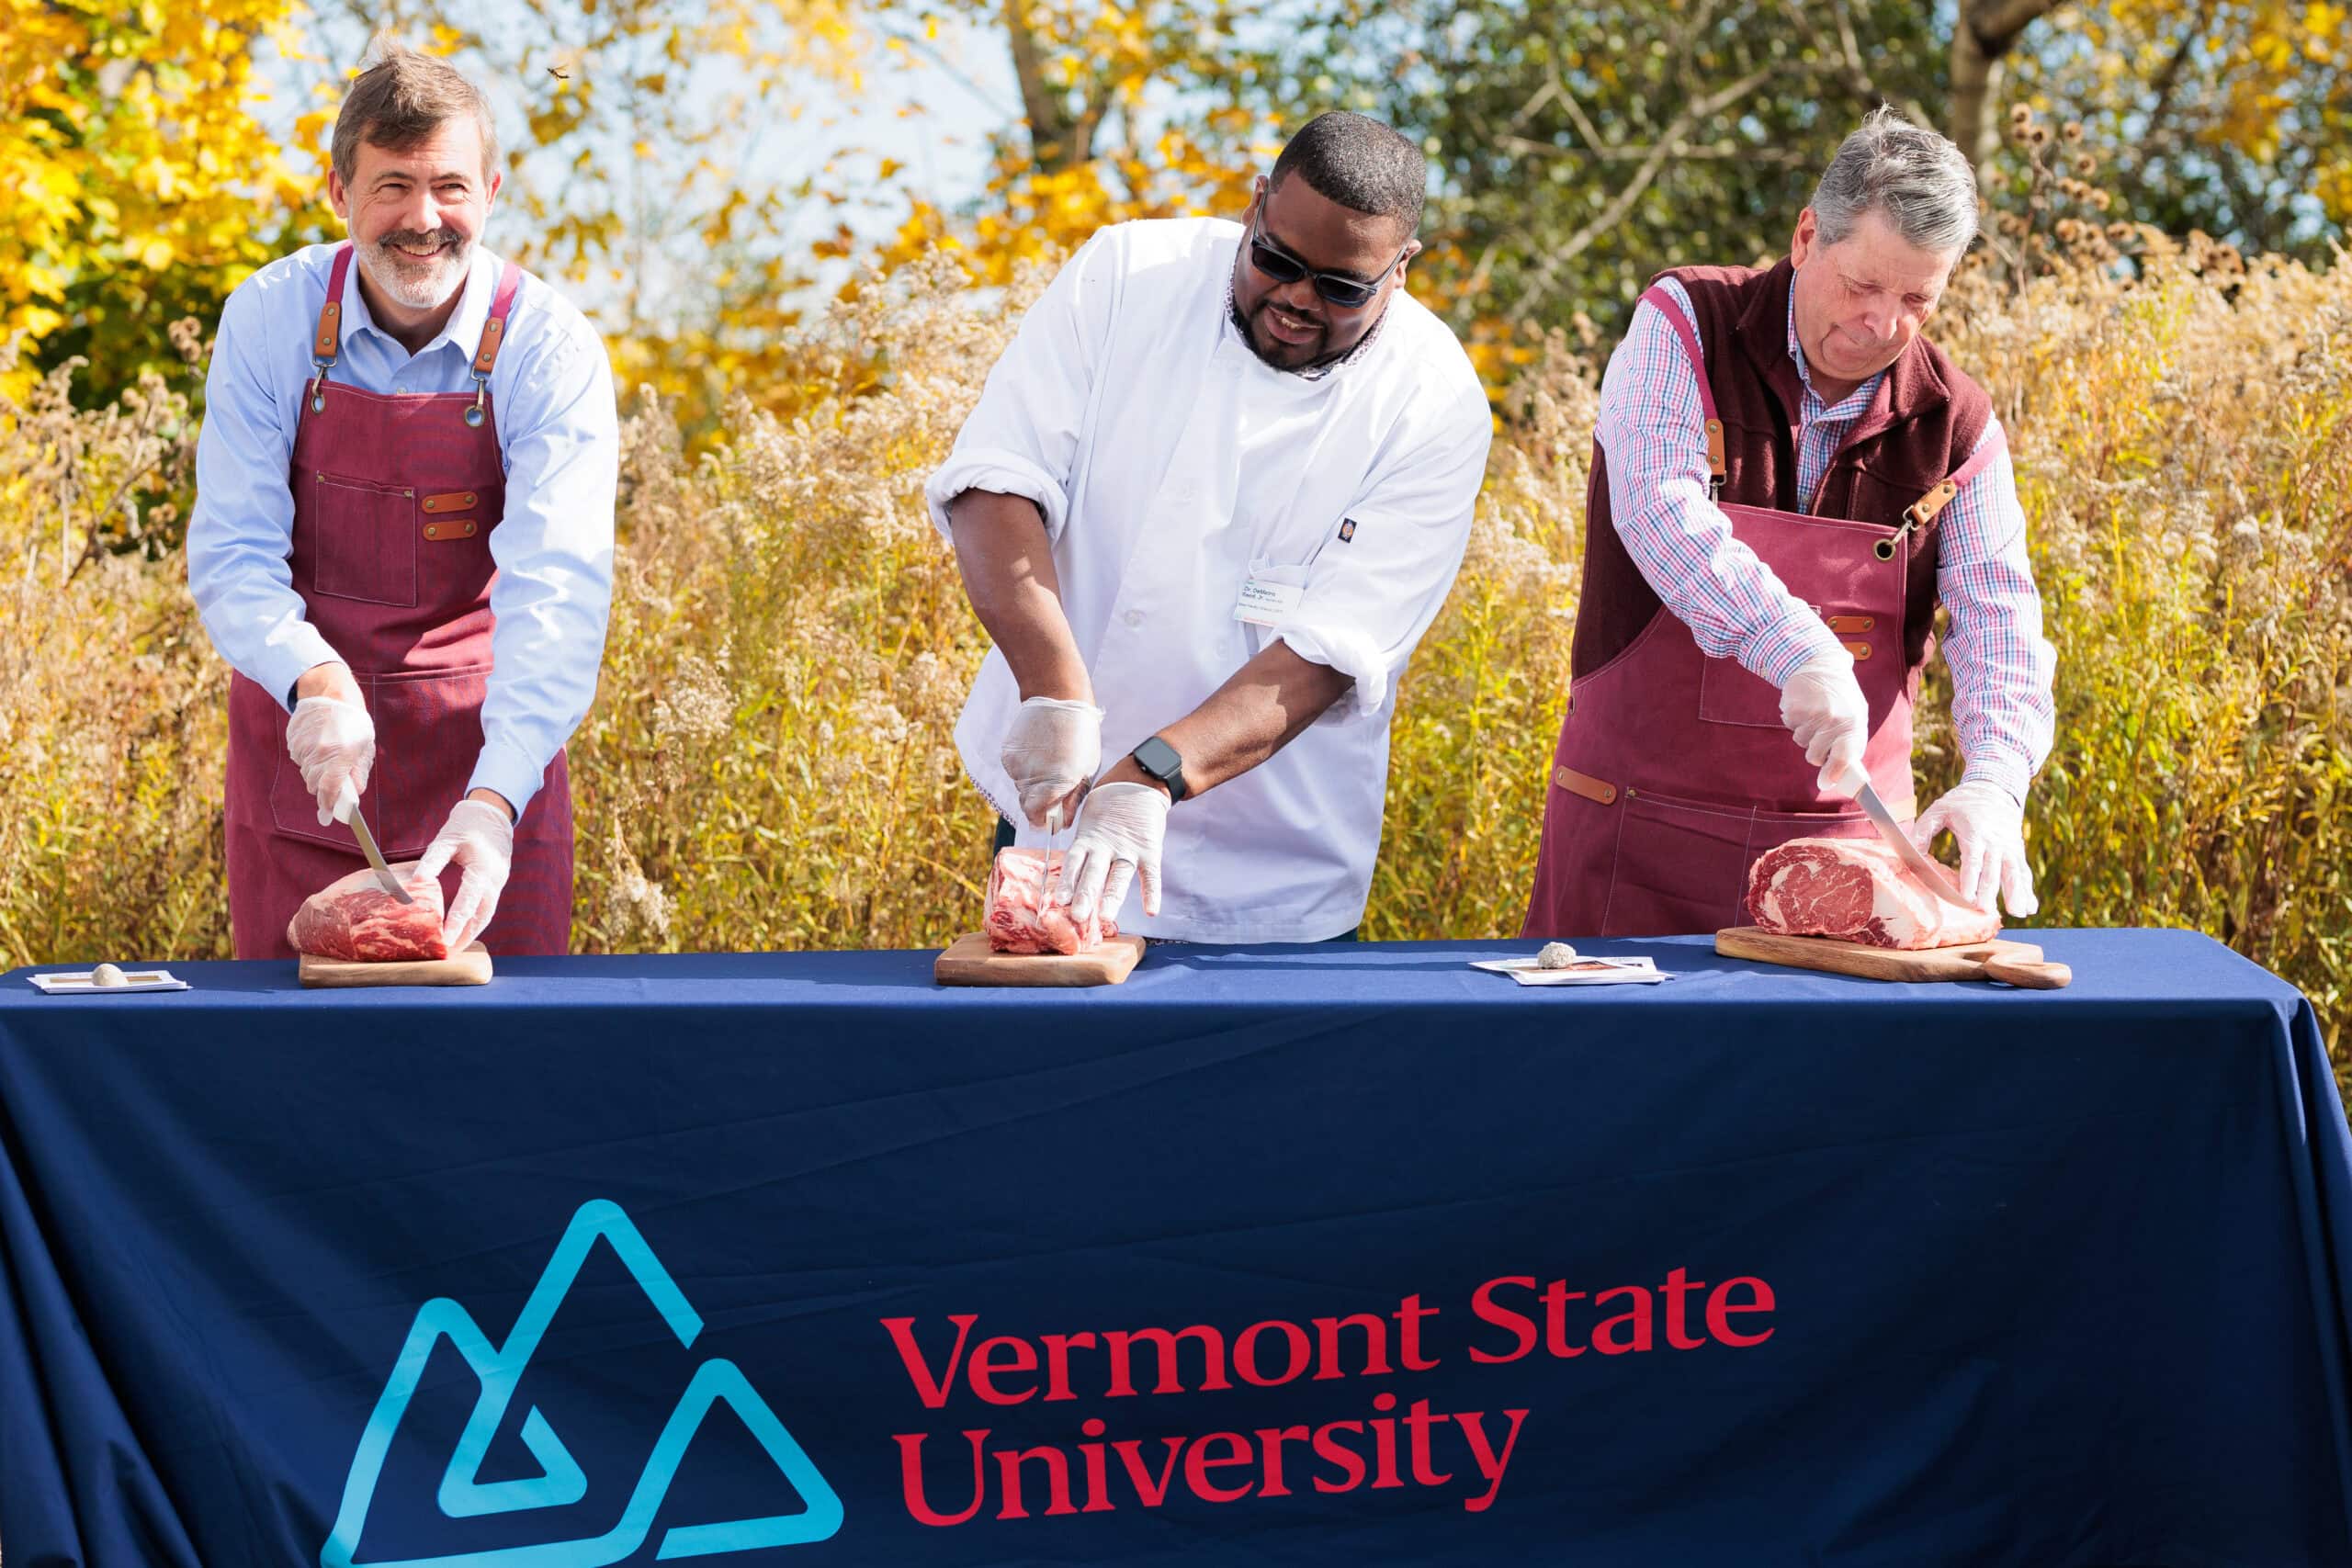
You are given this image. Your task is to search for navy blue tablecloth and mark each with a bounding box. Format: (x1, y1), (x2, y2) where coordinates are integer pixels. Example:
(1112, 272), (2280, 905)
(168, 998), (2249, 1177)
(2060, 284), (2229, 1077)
(1, 930), (2347, 1566)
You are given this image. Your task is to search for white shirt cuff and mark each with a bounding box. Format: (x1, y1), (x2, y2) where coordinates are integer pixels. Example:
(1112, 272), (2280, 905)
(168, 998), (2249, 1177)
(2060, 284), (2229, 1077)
(925, 454), (1070, 545)
(1275, 620), (1392, 718)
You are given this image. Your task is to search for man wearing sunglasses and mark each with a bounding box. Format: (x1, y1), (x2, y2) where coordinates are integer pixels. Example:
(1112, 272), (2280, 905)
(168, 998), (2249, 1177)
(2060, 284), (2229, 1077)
(926, 110), (1491, 942)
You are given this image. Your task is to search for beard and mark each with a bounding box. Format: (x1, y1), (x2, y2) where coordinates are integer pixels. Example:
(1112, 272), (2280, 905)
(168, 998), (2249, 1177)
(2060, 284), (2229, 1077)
(354, 225), (473, 310)
(1233, 294), (1349, 373)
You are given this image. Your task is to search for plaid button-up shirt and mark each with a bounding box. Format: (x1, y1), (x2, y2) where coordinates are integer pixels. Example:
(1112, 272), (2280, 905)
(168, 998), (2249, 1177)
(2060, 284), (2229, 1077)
(1595, 276), (2055, 801)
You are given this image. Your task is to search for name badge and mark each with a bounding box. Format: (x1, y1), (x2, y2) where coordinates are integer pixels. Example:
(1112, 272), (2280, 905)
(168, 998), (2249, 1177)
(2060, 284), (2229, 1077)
(1234, 575), (1305, 626)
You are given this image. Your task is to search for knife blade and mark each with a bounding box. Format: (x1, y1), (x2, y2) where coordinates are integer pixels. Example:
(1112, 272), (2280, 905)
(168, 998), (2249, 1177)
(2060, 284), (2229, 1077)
(1832, 764), (1974, 910)
(335, 782), (414, 904)
(1041, 805), (1064, 903)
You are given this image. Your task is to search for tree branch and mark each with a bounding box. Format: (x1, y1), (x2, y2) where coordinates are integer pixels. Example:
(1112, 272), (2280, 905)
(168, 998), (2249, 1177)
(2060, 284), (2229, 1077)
(1968, 0), (2067, 51)
(2117, 1), (2211, 211)
(1505, 61), (1785, 325)
(1497, 133), (1812, 165)
(1003, 0), (1080, 170)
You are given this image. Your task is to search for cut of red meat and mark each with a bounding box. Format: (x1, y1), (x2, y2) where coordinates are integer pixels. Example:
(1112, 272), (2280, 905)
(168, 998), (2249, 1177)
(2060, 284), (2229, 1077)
(1746, 836), (2001, 950)
(287, 863), (450, 962)
(983, 848), (1118, 955)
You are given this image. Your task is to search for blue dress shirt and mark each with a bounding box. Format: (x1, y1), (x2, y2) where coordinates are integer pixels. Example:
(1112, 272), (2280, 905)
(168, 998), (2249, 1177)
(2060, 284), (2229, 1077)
(188, 243), (617, 816)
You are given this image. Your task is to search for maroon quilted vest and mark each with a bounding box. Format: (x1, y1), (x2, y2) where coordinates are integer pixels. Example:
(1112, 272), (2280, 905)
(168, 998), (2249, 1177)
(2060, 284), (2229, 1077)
(1570, 258), (1995, 678)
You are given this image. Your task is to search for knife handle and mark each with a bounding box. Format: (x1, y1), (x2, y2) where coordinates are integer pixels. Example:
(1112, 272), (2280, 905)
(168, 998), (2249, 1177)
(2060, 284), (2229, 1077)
(333, 780), (361, 827)
(1981, 955), (2072, 990)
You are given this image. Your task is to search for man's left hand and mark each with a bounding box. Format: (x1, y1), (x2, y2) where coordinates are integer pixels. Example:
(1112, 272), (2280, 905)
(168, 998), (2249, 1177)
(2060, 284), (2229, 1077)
(416, 793), (515, 951)
(1057, 781), (1169, 924)
(1910, 780), (2037, 917)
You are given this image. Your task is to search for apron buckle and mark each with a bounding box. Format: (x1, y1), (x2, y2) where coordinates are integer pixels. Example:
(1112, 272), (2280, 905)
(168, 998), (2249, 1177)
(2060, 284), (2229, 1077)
(464, 370), (488, 428)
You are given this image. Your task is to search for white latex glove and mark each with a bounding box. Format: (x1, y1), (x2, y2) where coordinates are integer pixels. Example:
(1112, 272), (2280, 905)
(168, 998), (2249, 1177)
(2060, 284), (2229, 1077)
(1910, 780), (2038, 917)
(1057, 781), (1169, 923)
(415, 799), (514, 952)
(1001, 695), (1103, 828)
(1779, 649), (1870, 793)
(287, 695), (376, 827)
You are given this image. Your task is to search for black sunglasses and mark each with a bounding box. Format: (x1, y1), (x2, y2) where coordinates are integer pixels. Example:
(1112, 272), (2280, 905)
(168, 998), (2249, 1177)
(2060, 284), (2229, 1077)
(1246, 216), (1410, 310)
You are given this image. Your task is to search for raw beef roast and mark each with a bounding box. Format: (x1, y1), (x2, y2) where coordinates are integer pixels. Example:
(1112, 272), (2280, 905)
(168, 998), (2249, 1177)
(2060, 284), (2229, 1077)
(984, 848), (1118, 955)
(287, 863), (450, 962)
(1745, 837), (2000, 950)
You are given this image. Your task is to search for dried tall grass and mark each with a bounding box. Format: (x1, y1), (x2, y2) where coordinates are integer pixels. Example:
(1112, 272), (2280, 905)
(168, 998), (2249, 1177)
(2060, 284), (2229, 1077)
(1, 240), (2345, 1061)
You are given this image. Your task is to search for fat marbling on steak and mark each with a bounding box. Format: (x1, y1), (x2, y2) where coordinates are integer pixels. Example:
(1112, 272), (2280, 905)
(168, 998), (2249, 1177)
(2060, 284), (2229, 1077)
(1745, 836), (2000, 950)
(287, 863), (449, 962)
(984, 848), (1118, 955)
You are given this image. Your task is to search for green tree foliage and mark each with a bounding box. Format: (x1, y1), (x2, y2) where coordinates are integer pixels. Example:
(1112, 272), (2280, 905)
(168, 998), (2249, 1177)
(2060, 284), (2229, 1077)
(1344, 0), (1945, 332)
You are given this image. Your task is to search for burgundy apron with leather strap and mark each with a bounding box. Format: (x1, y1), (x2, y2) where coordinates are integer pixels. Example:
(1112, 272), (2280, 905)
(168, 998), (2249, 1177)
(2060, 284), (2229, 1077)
(1522, 285), (2004, 939)
(223, 243), (574, 959)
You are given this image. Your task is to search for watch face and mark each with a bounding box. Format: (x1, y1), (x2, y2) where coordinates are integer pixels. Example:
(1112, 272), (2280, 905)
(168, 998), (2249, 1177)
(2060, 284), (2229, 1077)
(1133, 736), (1185, 797)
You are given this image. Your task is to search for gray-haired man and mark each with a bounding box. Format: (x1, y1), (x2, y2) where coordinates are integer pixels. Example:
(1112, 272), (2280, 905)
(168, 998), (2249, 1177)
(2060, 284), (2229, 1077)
(1522, 107), (2056, 940)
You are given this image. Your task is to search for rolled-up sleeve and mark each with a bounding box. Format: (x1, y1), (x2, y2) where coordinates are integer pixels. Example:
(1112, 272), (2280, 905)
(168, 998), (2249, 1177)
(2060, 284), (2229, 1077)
(469, 311), (619, 818)
(187, 283), (340, 707)
(923, 229), (1121, 544)
(1275, 380), (1492, 717)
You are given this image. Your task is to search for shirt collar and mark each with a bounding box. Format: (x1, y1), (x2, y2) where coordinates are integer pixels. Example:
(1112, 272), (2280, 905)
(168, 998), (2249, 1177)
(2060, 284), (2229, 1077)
(340, 243), (501, 361)
(1783, 283), (1881, 419)
(1221, 254), (1391, 381)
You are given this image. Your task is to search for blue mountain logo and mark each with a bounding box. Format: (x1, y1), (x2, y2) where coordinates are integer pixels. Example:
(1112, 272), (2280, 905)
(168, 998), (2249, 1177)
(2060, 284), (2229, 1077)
(322, 1198), (844, 1566)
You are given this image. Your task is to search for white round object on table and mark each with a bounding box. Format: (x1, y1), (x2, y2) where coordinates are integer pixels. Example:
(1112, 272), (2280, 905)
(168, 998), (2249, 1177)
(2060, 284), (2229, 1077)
(90, 963), (128, 987)
(1535, 942), (1577, 969)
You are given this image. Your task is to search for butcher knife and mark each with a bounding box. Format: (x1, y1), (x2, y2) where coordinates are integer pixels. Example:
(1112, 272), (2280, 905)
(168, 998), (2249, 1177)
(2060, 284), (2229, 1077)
(1042, 805), (1063, 903)
(1827, 761), (1975, 912)
(334, 781), (414, 905)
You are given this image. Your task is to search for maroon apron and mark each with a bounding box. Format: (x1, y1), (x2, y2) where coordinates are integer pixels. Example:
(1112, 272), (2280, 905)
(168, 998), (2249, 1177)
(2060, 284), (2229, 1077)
(224, 243), (575, 960)
(1523, 285), (2004, 939)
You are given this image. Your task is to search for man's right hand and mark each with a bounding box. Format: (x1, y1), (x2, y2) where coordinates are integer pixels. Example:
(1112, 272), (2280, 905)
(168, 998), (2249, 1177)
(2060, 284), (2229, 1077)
(1001, 694), (1103, 828)
(1779, 649), (1870, 794)
(286, 662), (375, 826)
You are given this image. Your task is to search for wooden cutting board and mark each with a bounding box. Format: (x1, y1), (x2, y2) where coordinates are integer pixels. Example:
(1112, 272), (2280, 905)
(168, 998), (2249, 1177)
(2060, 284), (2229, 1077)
(933, 932), (1148, 987)
(298, 942), (493, 988)
(1715, 927), (2072, 988)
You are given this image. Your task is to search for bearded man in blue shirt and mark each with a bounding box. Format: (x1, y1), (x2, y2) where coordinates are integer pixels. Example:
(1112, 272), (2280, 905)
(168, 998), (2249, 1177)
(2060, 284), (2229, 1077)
(189, 37), (616, 959)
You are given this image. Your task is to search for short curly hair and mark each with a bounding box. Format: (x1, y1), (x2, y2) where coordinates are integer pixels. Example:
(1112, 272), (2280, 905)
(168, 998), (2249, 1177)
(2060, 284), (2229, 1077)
(1271, 111), (1428, 235)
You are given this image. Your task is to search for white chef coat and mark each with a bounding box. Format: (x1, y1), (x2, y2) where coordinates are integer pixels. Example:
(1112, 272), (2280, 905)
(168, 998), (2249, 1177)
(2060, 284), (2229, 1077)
(924, 217), (1492, 942)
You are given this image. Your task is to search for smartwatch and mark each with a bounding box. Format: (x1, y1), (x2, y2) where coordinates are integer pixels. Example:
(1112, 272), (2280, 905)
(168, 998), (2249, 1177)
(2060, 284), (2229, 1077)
(1130, 735), (1190, 803)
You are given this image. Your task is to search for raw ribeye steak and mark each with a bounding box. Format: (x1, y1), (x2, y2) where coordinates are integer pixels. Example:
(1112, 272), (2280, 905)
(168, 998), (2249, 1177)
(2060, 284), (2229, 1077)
(288, 863), (450, 962)
(984, 848), (1118, 955)
(1745, 836), (1999, 950)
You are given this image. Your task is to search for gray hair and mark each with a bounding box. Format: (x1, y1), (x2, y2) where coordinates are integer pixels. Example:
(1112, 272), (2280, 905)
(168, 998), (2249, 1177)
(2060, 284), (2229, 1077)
(1809, 106), (1979, 256)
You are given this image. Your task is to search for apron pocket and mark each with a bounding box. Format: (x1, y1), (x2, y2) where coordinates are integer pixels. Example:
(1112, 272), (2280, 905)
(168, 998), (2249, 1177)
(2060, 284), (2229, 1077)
(1696, 652), (1787, 730)
(267, 747), (374, 852)
(311, 473), (420, 608)
(370, 665), (492, 856)
(1600, 788), (1758, 937)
